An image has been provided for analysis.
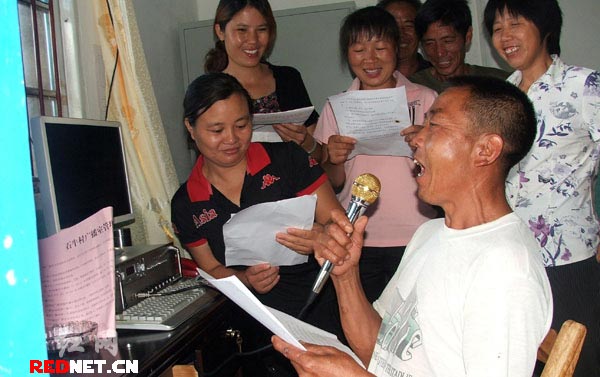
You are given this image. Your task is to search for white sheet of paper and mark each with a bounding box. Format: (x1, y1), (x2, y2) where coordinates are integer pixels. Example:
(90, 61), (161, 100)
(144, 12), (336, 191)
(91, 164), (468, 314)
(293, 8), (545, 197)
(197, 270), (364, 368)
(223, 196), (316, 267)
(252, 106), (314, 127)
(197, 270), (303, 349)
(37, 207), (116, 338)
(267, 307), (364, 367)
(251, 129), (285, 143)
(329, 87), (413, 159)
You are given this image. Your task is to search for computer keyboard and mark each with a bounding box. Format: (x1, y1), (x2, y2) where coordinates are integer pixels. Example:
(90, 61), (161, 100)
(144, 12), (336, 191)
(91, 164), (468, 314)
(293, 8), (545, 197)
(116, 278), (211, 331)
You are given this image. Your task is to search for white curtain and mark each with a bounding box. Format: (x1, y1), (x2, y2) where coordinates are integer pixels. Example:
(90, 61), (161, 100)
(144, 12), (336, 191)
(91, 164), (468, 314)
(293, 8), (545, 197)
(92, 0), (179, 247)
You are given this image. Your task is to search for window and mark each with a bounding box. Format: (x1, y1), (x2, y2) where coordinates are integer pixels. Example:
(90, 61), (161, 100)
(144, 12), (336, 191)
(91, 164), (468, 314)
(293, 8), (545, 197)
(17, 0), (67, 118)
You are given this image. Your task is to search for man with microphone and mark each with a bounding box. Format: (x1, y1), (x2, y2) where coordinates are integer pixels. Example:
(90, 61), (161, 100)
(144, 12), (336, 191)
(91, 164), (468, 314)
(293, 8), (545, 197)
(272, 76), (553, 377)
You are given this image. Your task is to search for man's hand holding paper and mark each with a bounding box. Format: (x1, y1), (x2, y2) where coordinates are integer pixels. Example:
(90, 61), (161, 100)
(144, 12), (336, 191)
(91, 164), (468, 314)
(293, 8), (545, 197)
(328, 86), (414, 159)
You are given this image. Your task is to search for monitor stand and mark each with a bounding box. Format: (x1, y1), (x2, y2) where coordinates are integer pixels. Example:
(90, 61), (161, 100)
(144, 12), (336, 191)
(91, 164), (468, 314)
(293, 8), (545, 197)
(114, 227), (132, 249)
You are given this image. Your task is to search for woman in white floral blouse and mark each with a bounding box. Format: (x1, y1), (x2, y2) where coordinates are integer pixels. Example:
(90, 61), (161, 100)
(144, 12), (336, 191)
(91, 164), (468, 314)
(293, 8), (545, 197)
(484, 1), (600, 376)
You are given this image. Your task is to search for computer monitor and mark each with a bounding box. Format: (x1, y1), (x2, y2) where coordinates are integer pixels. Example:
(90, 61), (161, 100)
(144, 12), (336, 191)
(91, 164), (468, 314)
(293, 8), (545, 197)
(30, 116), (135, 238)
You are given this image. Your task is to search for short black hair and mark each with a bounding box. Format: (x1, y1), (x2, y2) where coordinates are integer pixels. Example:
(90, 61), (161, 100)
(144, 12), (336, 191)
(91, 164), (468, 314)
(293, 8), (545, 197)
(376, 0), (422, 13)
(448, 76), (536, 173)
(415, 0), (472, 40)
(183, 72), (252, 126)
(483, 0), (562, 56)
(339, 6), (400, 71)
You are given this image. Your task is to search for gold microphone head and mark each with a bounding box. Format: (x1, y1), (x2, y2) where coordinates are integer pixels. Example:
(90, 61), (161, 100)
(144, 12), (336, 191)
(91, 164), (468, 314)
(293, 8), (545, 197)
(351, 173), (381, 205)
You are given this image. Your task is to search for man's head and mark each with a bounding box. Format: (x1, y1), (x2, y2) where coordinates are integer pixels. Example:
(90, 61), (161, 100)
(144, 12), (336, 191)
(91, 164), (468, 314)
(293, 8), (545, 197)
(415, 0), (473, 79)
(412, 76), (536, 206)
(377, 0), (422, 64)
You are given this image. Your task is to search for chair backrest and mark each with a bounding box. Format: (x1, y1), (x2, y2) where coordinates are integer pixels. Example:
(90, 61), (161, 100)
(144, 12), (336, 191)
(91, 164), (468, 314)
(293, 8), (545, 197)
(540, 320), (587, 377)
(171, 365), (198, 377)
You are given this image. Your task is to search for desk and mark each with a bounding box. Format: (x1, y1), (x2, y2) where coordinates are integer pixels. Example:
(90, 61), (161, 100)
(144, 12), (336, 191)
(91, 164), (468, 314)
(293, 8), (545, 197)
(50, 290), (238, 377)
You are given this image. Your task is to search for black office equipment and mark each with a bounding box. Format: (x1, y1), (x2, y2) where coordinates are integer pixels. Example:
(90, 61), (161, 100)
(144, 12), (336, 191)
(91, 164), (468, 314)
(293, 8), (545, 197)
(30, 116), (135, 238)
(114, 244), (213, 331)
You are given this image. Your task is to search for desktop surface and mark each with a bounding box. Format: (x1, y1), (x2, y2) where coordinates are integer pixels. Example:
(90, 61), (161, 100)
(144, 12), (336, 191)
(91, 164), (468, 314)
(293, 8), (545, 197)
(49, 289), (234, 377)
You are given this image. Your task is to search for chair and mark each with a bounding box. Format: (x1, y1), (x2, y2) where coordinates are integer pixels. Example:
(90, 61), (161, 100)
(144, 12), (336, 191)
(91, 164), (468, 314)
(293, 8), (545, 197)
(170, 365), (198, 377)
(539, 320), (587, 377)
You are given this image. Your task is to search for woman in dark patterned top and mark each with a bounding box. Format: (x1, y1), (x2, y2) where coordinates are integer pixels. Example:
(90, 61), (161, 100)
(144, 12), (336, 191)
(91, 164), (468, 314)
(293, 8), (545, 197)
(205, 0), (322, 160)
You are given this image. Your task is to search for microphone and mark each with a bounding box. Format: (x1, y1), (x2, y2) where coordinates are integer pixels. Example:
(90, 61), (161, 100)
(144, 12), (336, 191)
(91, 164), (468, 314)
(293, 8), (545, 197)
(300, 173), (381, 317)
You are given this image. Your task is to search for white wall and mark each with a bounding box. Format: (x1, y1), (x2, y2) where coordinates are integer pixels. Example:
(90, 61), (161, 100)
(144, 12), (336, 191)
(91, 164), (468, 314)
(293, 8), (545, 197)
(195, 0), (374, 17)
(557, 0), (600, 71)
(133, 0), (600, 183)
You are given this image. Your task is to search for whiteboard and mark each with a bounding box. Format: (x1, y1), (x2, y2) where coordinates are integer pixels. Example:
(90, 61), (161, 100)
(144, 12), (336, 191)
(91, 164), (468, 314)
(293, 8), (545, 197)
(179, 2), (356, 113)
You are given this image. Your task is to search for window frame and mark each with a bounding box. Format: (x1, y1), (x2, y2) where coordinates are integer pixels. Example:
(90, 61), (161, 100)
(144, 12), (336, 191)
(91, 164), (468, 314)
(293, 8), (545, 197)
(18, 0), (67, 118)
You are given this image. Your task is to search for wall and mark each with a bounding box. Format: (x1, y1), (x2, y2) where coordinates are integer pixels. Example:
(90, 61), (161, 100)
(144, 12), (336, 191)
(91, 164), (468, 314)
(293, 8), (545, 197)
(132, 0), (200, 184)
(133, 0), (600, 183)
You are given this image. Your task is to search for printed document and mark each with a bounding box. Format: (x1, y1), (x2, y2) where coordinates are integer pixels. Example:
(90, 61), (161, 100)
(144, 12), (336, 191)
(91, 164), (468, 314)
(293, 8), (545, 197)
(328, 86), (413, 159)
(197, 269), (364, 368)
(223, 195), (316, 267)
(251, 106), (315, 143)
(38, 207), (116, 338)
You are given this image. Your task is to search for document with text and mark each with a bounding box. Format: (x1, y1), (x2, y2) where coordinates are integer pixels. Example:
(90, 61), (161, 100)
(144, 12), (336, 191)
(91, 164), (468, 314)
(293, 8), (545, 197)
(251, 106), (315, 143)
(197, 269), (364, 368)
(38, 207), (116, 338)
(329, 86), (413, 159)
(252, 106), (314, 127)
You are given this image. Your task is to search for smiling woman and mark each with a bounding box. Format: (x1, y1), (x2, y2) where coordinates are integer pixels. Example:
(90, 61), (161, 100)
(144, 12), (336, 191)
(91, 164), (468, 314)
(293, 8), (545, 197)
(204, 0), (322, 159)
(314, 6), (438, 303)
(171, 72), (346, 375)
(484, 1), (600, 375)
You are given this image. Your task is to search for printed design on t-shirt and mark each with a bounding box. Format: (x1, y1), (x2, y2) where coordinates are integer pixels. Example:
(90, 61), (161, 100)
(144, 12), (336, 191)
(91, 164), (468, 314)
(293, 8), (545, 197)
(192, 208), (218, 228)
(377, 288), (422, 361)
(308, 155), (319, 167)
(261, 174), (281, 189)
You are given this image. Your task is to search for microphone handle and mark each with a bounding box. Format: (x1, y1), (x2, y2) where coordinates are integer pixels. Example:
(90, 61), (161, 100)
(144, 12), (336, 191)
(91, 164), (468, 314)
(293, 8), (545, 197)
(310, 197), (369, 295)
(346, 198), (368, 223)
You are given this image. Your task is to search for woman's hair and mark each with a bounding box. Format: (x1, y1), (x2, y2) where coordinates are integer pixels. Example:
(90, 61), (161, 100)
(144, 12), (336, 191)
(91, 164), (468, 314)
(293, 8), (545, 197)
(204, 0), (277, 73)
(484, 0), (562, 56)
(183, 72), (252, 126)
(339, 6), (400, 70)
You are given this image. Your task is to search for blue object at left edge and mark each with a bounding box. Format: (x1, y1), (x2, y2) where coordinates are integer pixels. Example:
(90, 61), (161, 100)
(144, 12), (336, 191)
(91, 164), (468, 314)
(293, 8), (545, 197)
(0, 1), (49, 374)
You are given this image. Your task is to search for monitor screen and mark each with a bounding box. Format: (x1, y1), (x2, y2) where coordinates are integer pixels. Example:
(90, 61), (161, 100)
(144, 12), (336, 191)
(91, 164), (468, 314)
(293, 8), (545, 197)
(30, 116), (134, 237)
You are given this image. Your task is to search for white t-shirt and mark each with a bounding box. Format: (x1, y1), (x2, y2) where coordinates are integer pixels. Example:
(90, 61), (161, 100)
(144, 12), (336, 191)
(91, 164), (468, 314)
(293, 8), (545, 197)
(369, 213), (553, 377)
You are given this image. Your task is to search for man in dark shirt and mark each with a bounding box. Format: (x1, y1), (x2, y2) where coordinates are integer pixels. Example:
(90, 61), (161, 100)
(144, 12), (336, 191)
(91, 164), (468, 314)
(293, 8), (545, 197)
(410, 0), (509, 93)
